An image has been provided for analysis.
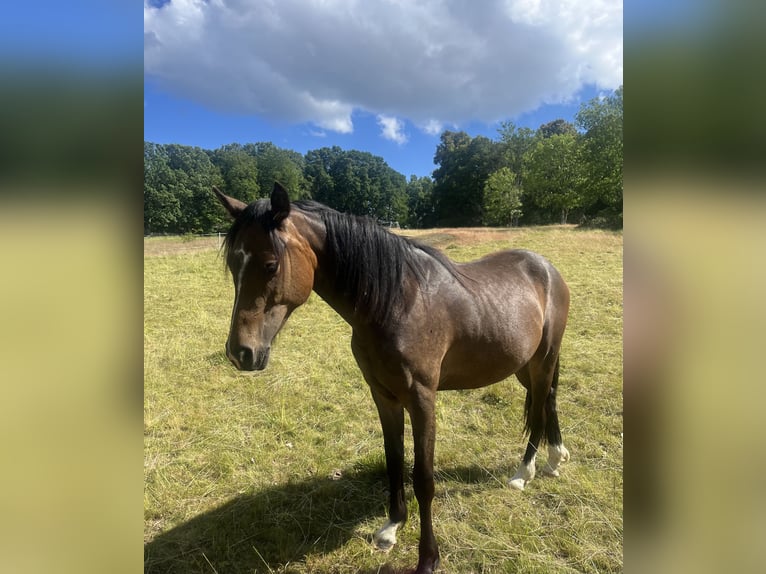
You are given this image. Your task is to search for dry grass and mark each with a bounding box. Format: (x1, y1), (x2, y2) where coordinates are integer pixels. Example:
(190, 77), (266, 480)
(144, 225), (622, 573)
(144, 234), (223, 257)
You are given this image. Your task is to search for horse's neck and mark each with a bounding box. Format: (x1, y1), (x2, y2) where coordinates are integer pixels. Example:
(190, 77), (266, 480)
(292, 210), (359, 325)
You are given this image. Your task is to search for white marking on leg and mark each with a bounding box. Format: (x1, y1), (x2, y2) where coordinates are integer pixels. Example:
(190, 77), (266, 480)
(542, 443), (570, 477)
(509, 454), (536, 491)
(372, 519), (402, 552)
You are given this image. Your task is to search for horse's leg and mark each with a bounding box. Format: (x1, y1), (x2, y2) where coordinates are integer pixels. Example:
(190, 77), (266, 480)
(408, 388), (440, 574)
(511, 353), (569, 489)
(509, 360), (549, 490)
(509, 395), (543, 489)
(351, 336), (408, 552)
(541, 357), (570, 477)
(370, 389), (407, 551)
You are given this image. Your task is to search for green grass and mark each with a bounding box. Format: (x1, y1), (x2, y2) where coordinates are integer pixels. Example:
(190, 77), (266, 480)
(144, 226), (622, 573)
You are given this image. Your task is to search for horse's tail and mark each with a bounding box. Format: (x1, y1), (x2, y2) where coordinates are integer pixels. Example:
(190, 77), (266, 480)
(523, 390), (533, 436)
(551, 355), (560, 392)
(522, 355), (560, 442)
(546, 356), (562, 445)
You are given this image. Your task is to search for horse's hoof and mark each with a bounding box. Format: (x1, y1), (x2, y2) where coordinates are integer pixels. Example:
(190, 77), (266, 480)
(372, 520), (401, 552)
(543, 444), (570, 476)
(372, 536), (395, 552)
(508, 477), (527, 490)
(541, 465), (560, 477)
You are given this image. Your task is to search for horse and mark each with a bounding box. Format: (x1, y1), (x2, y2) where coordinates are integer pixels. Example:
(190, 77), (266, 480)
(212, 182), (571, 574)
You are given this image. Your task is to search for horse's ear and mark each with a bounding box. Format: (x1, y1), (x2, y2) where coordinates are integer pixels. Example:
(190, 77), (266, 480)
(213, 186), (247, 218)
(270, 181), (291, 226)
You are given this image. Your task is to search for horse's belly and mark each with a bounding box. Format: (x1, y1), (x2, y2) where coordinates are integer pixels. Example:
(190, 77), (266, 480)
(438, 368), (515, 391)
(437, 340), (529, 391)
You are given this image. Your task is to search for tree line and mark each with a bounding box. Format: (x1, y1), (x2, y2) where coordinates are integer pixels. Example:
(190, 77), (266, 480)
(144, 87), (621, 234)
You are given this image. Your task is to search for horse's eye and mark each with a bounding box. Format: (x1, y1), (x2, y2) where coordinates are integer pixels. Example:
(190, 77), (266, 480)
(264, 261), (279, 275)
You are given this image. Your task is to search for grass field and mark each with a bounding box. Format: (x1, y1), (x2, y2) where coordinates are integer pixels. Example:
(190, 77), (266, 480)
(144, 225), (622, 573)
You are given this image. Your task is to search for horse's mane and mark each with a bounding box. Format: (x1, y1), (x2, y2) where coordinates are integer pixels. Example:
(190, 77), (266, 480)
(294, 200), (466, 325)
(221, 198), (467, 325)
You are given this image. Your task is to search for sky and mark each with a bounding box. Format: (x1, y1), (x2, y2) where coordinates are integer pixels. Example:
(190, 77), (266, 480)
(0, 2), (139, 65)
(144, 0), (623, 179)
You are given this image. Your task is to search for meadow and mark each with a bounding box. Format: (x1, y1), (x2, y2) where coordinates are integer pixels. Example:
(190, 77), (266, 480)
(144, 225), (622, 573)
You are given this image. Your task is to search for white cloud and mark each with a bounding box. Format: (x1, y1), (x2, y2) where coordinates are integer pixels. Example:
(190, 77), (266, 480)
(145, 0), (622, 134)
(377, 115), (408, 144)
(421, 119), (444, 136)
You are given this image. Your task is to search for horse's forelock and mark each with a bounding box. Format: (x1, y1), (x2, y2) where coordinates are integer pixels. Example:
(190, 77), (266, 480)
(222, 199), (286, 264)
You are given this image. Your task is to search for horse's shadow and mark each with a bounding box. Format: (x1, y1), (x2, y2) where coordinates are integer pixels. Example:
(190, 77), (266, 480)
(145, 464), (391, 573)
(144, 463), (502, 573)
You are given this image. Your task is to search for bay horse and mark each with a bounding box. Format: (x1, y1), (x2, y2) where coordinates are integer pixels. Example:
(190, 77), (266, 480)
(213, 182), (570, 574)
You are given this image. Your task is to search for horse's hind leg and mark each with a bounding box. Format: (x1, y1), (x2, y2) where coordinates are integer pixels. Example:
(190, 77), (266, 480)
(509, 363), (542, 490)
(541, 357), (570, 477)
(508, 399), (541, 489)
(509, 354), (568, 490)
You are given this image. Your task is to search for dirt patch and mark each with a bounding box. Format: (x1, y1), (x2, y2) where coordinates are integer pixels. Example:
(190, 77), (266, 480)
(401, 231), (459, 248)
(398, 227), (524, 248)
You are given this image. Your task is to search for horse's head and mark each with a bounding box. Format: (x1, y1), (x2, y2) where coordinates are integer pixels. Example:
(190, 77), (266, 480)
(214, 182), (316, 371)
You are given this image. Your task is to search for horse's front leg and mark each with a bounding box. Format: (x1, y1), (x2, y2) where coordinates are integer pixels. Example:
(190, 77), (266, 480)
(370, 389), (407, 551)
(408, 388), (440, 574)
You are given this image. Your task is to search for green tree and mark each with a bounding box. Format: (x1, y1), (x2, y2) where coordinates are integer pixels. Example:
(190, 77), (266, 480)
(406, 175), (435, 228)
(304, 146), (408, 223)
(246, 142), (308, 200)
(482, 167), (523, 226)
(576, 86), (623, 226)
(495, 123), (539, 224)
(164, 144), (226, 233)
(144, 142), (182, 234)
(523, 133), (584, 224)
(432, 131), (502, 226)
(208, 143), (260, 202)
(538, 119), (577, 139)
(497, 122), (537, 187)
(143, 142), (227, 234)
(374, 158), (409, 225)
(304, 146), (340, 205)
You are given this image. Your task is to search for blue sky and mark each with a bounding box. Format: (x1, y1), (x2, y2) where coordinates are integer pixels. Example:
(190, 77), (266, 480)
(144, 0), (623, 179)
(0, 2), (139, 65)
(144, 79), (605, 179)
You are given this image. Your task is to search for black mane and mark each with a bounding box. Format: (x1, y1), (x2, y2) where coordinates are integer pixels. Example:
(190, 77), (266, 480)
(294, 200), (465, 324)
(221, 198), (466, 326)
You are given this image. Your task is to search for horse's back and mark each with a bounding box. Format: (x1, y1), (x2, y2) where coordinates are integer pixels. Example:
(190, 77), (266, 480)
(461, 248), (560, 285)
(454, 249), (566, 316)
(468, 248), (570, 338)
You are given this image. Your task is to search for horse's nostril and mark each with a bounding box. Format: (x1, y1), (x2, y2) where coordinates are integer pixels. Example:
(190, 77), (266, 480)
(227, 344), (268, 371)
(255, 347), (270, 370)
(237, 346), (254, 370)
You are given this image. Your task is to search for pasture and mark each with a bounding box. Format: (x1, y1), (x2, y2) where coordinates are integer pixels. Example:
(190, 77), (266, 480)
(144, 226), (622, 573)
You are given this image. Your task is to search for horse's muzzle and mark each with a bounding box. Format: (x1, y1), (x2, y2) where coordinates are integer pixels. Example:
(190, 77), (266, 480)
(227, 344), (270, 371)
